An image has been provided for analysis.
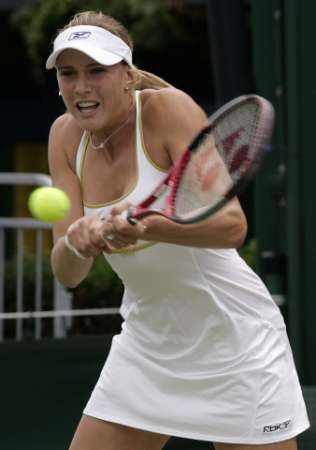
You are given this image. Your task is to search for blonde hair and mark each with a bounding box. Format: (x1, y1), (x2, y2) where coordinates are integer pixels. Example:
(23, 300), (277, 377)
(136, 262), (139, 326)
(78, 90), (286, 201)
(59, 11), (172, 90)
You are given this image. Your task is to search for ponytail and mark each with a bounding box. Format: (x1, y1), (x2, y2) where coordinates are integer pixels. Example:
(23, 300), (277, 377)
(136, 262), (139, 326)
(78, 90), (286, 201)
(132, 67), (173, 90)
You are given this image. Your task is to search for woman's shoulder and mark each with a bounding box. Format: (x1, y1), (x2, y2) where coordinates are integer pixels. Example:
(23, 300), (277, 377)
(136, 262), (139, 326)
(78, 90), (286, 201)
(48, 112), (84, 171)
(140, 87), (207, 130)
(49, 112), (83, 142)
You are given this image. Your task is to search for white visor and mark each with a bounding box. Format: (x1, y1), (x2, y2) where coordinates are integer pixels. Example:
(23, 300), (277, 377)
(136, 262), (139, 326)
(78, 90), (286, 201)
(46, 25), (133, 69)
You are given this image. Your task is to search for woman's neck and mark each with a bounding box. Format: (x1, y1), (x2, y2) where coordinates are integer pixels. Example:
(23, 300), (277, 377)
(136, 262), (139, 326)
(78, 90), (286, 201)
(89, 95), (136, 150)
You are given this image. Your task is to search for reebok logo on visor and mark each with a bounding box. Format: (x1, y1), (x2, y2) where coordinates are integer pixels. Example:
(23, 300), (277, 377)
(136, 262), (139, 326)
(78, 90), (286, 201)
(68, 31), (91, 41)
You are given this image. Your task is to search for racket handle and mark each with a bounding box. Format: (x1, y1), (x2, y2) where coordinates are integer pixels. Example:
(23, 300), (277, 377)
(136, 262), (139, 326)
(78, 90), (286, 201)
(100, 209), (138, 224)
(124, 207), (138, 225)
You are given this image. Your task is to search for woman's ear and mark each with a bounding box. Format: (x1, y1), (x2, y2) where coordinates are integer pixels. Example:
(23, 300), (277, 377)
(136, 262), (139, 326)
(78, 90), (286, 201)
(124, 66), (138, 90)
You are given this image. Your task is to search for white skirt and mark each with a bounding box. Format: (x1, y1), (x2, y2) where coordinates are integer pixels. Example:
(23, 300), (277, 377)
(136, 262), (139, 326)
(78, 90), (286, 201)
(83, 325), (309, 445)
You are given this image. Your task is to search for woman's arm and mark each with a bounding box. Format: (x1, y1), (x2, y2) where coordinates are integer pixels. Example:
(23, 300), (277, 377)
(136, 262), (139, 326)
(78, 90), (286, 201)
(137, 201), (247, 249)
(48, 115), (103, 288)
(107, 199), (247, 249)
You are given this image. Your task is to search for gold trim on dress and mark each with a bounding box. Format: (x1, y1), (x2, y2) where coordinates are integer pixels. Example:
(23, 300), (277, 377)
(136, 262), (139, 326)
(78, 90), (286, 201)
(82, 126), (138, 209)
(137, 91), (167, 174)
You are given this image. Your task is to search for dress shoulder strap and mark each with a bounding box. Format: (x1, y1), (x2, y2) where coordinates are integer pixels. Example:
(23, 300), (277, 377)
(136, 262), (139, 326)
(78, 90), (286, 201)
(75, 131), (89, 179)
(134, 90), (166, 173)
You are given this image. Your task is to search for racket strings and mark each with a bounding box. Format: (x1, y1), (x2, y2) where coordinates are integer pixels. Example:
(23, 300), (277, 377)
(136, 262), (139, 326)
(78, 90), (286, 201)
(174, 134), (224, 216)
(216, 103), (260, 176)
(174, 101), (263, 218)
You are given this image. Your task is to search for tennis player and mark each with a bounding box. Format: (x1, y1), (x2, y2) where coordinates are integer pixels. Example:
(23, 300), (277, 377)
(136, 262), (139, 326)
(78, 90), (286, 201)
(47, 10), (309, 450)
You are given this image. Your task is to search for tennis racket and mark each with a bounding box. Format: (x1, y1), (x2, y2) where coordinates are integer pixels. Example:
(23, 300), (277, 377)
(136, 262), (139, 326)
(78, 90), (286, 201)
(125, 94), (274, 225)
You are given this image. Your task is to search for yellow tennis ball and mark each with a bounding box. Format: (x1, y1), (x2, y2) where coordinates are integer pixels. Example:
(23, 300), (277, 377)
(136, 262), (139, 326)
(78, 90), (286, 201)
(28, 187), (70, 223)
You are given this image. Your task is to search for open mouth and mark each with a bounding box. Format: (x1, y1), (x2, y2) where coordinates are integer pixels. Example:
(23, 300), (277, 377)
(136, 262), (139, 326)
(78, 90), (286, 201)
(76, 101), (100, 114)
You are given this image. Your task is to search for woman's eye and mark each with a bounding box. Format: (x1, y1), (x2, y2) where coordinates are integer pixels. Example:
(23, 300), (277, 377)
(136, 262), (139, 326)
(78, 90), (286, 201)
(59, 71), (74, 77)
(91, 67), (106, 74)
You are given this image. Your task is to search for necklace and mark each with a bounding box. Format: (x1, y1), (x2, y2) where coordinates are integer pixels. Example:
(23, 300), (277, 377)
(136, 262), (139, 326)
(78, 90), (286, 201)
(89, 106), (135, 150)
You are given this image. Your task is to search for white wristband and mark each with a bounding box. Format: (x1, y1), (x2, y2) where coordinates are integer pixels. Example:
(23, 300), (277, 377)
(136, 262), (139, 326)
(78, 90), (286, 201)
(64, 235), (87, 260)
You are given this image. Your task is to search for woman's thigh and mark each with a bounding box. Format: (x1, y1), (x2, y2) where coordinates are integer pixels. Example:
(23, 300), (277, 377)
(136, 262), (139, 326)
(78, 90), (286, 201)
(69, 414), (170, 450)
(213, 437), (297, 450)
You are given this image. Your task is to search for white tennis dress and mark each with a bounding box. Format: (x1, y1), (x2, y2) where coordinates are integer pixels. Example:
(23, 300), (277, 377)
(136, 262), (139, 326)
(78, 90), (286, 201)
(78, 91), (309, 444)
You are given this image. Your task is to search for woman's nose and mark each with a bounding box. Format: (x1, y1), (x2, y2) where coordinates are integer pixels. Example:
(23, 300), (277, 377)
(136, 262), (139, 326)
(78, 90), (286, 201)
(74, 74), (91, 95)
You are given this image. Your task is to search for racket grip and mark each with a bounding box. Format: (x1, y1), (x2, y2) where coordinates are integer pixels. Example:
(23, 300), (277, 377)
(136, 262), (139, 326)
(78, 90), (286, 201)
(100, 209), (138, 224)
(122, 207), (138, 225)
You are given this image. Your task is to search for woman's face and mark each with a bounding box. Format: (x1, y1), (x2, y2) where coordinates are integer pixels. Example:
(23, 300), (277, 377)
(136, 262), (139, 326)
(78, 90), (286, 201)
(56, 49), (131, 131)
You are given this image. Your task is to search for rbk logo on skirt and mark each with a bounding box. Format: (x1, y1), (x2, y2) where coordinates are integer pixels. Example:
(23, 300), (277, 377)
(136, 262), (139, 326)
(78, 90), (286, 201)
(263, 420), (292, 433)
